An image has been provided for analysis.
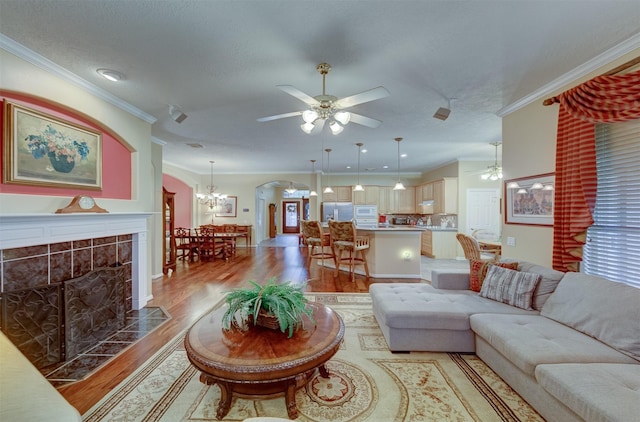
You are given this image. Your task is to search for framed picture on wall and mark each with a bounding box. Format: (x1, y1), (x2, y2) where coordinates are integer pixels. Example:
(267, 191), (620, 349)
(215, 196), (237, 217)
(504, 173), (554, 226)
(3, 101), (102, 189)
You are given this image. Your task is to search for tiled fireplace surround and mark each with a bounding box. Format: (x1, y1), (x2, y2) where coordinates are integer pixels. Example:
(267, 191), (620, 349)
(0, 213), (151, 312)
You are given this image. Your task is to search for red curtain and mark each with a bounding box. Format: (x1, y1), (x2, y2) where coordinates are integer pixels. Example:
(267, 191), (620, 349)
(552, 69), (640, 272)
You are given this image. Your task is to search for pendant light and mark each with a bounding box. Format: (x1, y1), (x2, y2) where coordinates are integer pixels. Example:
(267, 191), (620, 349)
(309, 159), (318, 197)
(323, 148), (334, 194)
(284, 181), (297, 194)
(393, 137), (406, 190)
(353, 142), (364, 192)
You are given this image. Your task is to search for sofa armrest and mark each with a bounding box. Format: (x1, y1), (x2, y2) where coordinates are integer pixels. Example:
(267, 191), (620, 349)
(0, 331), (82, 421)
(431, 269), (471, 290)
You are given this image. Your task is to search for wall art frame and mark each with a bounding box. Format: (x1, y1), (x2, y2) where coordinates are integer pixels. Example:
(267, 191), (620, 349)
(504, 173), (554, 226)
(215, 196), (237, 217)
(3, 101), (102, 190)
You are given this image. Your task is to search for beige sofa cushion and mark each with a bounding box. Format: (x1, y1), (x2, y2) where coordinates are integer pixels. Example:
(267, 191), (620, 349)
(541, 272), (640, 361)
(0, 331), (81, 421)
(536, 363), (640, 422)
(517, 262), (564, 310)
(470, 314), (637, 376)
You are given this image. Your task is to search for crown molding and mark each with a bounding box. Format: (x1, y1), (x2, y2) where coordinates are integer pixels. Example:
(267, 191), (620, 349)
(497, 31), (640, 117)
(0, 34), (156, 124)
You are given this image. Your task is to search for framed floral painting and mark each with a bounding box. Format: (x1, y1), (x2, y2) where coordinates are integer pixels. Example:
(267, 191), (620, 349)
(3, 101), (102, 189)
(215, 196), (237, 217)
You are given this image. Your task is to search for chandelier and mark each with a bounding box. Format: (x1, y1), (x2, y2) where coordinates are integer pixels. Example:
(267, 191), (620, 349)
(481, 142), (503, 181)
(284, 181), (297, 194)
(196, 161), (226, 209)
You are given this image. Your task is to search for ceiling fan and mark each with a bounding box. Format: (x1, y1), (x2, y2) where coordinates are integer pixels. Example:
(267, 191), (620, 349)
(257, 63), (390, 135)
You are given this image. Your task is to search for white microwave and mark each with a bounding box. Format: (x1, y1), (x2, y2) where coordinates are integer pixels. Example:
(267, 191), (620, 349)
(354, 205), (378, 219)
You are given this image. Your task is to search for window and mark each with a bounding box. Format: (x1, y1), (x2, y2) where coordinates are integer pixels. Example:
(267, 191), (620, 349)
(582, 119), (640, 289)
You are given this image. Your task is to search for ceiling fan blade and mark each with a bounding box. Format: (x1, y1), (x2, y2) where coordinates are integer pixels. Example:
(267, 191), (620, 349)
(310, 118), (325, 135)
(256, 111), (303, 122)
(349, 113), (382, 128)
(277, 85), (320, 106)
(334, 86), (390, 109)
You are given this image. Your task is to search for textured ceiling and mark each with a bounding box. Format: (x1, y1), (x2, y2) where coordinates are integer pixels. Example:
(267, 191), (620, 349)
(1, 0), (639, 177)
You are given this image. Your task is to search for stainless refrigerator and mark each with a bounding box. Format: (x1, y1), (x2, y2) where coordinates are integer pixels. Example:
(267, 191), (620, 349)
(321, 202), (354, 222)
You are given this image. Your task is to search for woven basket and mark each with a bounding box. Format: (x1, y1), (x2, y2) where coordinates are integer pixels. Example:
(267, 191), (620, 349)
(251, 309), (280, 330)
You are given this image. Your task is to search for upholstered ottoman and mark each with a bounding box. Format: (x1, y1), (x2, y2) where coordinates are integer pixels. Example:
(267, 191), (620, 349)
(369, 283), (536, 352)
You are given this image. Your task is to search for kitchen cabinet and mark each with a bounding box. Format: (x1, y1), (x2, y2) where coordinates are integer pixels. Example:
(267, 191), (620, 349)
(378, 186), (396, 214)
(322, 186), (352, 202)
(395, 186), (416, 213)
(421, 229), (457, 259)
(421, 230), (433, 256)
(432, 178), (458, 214)
(353, 185), (379, 205)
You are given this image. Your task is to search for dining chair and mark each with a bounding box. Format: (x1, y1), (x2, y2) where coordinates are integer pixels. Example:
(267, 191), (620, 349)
(198, 226), (228, 261)
(301, 220), (337, 270)
(456, 233), (500, 261)
(174, 227), (194, 261)
(328, 220), (370, 280)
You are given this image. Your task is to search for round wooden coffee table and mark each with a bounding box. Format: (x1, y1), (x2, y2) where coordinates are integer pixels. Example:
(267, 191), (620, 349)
(184, 302), (344, 420)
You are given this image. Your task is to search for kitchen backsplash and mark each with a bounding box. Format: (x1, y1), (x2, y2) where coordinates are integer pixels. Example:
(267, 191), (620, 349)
(386, 214), (457, 228)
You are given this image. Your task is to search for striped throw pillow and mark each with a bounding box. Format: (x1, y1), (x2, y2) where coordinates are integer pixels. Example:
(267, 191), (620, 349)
(479, 265), (541, 310)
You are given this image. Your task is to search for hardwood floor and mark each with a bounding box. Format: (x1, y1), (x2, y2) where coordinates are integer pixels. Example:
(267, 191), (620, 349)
(58, 237), (422, 414)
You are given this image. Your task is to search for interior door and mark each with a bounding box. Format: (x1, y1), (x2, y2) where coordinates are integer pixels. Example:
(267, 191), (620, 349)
(466, 188), (501, 237)
(282, 201), (299, 234)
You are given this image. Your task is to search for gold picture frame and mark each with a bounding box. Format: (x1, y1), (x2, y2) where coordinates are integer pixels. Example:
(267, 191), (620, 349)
(504, 173), (554, 226)
(3, 101), (102, 189)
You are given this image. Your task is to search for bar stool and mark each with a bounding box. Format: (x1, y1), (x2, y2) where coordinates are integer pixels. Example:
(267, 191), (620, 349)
(301, 220), (337, 270)
(328, 220), (370, 280)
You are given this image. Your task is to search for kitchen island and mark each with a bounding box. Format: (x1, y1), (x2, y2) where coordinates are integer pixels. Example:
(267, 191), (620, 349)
(319, 225), (423, 278)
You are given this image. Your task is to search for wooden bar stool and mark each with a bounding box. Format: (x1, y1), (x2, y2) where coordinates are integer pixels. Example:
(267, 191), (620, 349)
(301, 220), (337, 270)
(328, 220), (370, 280)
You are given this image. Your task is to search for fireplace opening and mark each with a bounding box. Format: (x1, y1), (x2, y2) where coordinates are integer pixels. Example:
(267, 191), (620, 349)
(1, 266), (126, 369)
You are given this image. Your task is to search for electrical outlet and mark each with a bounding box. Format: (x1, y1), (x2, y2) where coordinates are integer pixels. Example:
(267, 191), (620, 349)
(507, 236), (516, 246)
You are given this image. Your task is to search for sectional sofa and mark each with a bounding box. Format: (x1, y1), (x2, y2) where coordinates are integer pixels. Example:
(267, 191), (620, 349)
(370, 262), (640, 422)
(0, 331), (82, 421)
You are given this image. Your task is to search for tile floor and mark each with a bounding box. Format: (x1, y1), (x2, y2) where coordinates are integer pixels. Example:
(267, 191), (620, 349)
(43, 307), (170, 387)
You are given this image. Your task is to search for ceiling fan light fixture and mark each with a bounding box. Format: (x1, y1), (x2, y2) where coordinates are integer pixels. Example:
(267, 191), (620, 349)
(302, 110), (319, 123)
(481, 142), (502, 181)
(301, 122), (315, 134)
(329, 121), (343, 135)
(334, 111), (351, 125)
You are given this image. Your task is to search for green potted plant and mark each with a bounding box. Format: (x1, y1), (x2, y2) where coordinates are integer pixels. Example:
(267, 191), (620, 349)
(221, 277), (315, 338)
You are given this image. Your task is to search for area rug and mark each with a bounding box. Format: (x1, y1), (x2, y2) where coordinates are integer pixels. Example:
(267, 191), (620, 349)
(82, 293), (543, 422)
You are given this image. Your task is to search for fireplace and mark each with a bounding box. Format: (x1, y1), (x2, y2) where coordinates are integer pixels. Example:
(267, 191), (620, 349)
(1, 266), (127, 368)
(0, 213), (151, 368)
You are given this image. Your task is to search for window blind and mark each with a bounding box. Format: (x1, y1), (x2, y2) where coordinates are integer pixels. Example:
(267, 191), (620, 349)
(582, 119), (640, 288)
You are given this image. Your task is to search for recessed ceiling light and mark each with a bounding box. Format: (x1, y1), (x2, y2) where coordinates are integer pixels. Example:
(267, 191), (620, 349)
(97, 68), (124, 82)
(383, 165), (389, 169)
(346, 165), (351, 169)
(186, 143), (204, 148)
(401, 153), (407, 158)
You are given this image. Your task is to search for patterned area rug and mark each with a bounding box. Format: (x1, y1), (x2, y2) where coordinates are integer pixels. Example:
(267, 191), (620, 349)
(82, 293), (543, 422)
